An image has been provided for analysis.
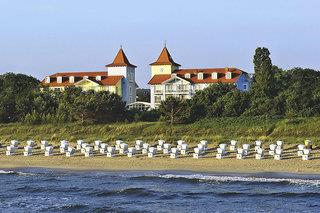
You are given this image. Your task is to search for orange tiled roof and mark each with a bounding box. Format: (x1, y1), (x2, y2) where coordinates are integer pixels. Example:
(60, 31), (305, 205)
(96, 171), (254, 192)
(150, 47), (181, 66)
(148, 74), (172, 85)
(148, 68), (245, 85)
(50, 71), (108, 77)
(106, 48), (137, 68)
(41, 72), (123, 87)
(100, 75), (123, 85)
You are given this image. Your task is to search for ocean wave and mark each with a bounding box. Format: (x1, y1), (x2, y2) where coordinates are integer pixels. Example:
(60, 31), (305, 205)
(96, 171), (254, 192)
(0, 170), (36, 176)
(89, 187), (156, 197)
(132, 173), (320, 187)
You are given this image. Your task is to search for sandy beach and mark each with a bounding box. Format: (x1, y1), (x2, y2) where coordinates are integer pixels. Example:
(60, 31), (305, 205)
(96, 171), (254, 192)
(1, 144), (320, 174)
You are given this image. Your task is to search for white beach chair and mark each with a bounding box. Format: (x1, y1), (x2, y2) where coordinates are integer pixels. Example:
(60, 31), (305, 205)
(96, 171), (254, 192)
(148, 147), (157, 158)
(302, 148), (310, 160)
(60, 140), (69, 153)
(10, 140), (19, 147)
(180, 143), (189, 155)
(84, 146), (93, 157)
(76, 140), (84, 150)
(297, 144), (305, 156)
(23, 146), (33, 156)
(127, 147), (136, 158)
(94, 140), (102, 151)
(216, 147), (225, 159)
(269, 144), (277, 156)
(119, 143), (128, 154)
(45, 146), (53, 156)
(163, 143), (171, 154)
(66, 147), (75, 157)
(107, 146), (115, 157)
(274, 148), (282, 160)
(230, 140), (237, 151)
(41, 140), (48, 150)
(135, 140), (143, 150)
(142, 143), (149, 154)
(115, 140), (124, 150)
(236, 148), (245, 159)
(6, 145), (16, 156)
(99, 143), (108, 154)
(242, 144), (250, 156)
(255, 147), (264, 160)
(200, 140), (208, 150)
(255, 140), (262, 152)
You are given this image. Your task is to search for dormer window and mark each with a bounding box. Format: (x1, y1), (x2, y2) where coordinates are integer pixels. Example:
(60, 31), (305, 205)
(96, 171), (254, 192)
(226, 72), (232, 79)
(96, 76), (101, 81)
(83, 76), (88, 79)
(69, 76), (74, 83)
(197, 73), (204, 80)
(45, 77), (50, 83)
(211, 72), (218, 79)
(185, 73), (191, 79)
(57, 76), (62, 83)
(171, 73), (177, 78)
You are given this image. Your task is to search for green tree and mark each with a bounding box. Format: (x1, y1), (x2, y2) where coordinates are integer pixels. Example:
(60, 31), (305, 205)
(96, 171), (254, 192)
(188, 83), (235, 121)
(159, 96), (190, 124)
(252, 47), (275, 98)
(136, 88), (150, 102)
(0, 73), (39, 122)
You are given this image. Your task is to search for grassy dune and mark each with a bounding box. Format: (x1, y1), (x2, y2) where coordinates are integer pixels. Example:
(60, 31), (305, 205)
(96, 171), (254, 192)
(0, 117), (319, 146)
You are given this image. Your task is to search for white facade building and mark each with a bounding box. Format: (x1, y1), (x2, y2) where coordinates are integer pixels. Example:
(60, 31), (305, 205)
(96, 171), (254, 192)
(148, 47), (251, 109)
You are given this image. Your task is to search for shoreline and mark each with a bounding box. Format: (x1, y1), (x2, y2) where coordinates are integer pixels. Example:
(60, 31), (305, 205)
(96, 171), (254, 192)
(1, 153), (320, 175)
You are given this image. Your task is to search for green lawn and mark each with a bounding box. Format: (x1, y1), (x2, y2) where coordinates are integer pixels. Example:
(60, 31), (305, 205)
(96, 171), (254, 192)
(0, 117), (319, 146)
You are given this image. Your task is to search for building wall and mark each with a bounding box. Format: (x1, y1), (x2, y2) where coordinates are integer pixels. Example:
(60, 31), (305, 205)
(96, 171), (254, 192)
(236, 74), (251, 91)
(151, 65), (179, 77)
(107, 66), (136, 105)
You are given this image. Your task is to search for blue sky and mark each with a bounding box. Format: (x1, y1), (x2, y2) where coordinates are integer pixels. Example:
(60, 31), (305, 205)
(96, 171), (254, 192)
(0, 0), (319, 88)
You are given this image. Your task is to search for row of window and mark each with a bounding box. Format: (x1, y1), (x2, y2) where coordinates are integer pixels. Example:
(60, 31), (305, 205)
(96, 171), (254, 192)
(183, 72), (232, 80)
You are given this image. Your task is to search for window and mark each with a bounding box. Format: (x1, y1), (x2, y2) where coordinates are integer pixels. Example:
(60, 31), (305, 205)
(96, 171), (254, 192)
(160, 68), (164, 72)
(197, 73), (203, 80)
(211, 72), (218, 79)
(165, 84), (173, 92)
(226, 72), (232, 79)
(185, 73), (191, 78)
(69, 76), (74, 83)
(129, 86), (132, 95)
(129, 96), (132, 103)
(45, 77), (50, 83)
(243, 84), (248, 90)
(57, 76), (62, 83)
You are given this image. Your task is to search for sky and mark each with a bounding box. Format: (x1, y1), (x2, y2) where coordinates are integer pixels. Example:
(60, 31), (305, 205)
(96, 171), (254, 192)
(0, 0), (320, 88)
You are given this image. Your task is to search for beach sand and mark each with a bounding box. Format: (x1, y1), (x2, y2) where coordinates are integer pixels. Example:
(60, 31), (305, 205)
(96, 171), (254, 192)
(1, 144), (320, 174)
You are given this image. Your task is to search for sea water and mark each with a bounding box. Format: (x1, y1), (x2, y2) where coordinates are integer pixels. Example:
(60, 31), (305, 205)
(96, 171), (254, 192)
(1, 169), (320, 212)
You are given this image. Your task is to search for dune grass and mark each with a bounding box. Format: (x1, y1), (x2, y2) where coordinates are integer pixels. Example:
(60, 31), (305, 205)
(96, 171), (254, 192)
(0, 117), (319, 146)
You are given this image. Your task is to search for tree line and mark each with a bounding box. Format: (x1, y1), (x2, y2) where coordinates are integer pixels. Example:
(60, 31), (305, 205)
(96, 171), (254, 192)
(0, 47), (319, 124)
(159, 47), (320, 124)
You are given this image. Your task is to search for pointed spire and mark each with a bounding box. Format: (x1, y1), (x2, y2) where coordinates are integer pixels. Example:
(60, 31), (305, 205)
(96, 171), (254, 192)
(106, 47), (137, 68)
(150, 46), (181, 66)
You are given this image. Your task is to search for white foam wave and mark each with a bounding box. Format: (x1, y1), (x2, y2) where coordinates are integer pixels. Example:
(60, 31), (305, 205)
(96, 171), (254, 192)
(155, 174), (320, 187)
(0, 170), (36, 176)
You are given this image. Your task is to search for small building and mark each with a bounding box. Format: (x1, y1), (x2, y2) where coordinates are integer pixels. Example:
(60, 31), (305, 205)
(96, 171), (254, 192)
(148, 46), (251, 108)
(41, 48), (138, 105)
